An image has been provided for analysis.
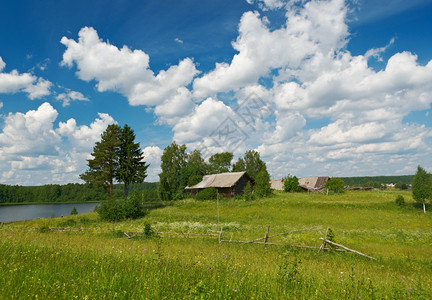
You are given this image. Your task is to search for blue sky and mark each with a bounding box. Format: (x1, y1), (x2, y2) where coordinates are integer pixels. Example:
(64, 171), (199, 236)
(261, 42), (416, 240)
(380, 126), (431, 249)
(1, 0), (432, 185)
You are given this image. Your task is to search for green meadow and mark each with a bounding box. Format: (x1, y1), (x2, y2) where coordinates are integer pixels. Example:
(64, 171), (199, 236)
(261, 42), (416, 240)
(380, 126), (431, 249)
(1, 190), (432, 299)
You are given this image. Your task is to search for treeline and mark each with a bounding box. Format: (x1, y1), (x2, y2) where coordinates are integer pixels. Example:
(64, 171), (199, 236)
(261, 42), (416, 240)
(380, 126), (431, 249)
(340, 175), (413, 186)
(0, 182), (158, 204)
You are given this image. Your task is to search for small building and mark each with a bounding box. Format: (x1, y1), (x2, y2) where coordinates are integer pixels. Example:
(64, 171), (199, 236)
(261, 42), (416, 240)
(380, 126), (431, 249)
(298, 176), (330, 192)
(185, 172), (254, 198)
(270, 179), (285, 191)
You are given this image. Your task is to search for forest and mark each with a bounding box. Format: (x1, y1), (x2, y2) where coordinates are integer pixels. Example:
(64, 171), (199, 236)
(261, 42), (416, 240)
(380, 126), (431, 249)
(0, 182), (157, 204)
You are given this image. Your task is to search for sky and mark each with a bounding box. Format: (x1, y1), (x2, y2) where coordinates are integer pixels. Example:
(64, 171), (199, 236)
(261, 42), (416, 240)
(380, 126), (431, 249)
(1, 0), (432, 185)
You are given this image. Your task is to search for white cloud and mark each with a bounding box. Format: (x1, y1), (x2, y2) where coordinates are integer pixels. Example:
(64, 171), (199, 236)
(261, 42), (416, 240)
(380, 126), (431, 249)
(182, 0), (432, 178)
(56, 89), (89, 107)
(154, 87), (195, 125)
(246, 0), (285, 10)
(173, 97), (237, 144)
(0, 102), (60, 157)
(0, 102), (119, 185)
(193, 0), (348, 98)
(0, 56), (51, 99)
(142, 146), (163, 182)
(60, 27), (199, 111)
(58, 113), (116, 152)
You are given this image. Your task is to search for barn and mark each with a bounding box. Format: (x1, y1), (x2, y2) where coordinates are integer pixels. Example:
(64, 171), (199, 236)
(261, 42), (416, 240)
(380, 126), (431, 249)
(298, 176), (330, 192)
(185, 172), (254, 198)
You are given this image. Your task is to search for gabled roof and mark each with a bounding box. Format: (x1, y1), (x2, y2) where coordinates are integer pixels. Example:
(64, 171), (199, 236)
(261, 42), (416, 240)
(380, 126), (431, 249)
(270, 179), (284, 191)
(185, 172), (252, 190)
(298, 176), (329, 191)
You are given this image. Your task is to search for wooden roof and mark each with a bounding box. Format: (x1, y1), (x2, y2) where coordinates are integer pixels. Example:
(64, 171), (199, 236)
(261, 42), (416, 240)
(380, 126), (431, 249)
(185, 172), (252, 190)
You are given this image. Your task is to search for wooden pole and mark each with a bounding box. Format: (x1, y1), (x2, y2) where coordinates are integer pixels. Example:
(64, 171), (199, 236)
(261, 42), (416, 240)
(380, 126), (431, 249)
(264, 225), (270, 245)
(319, 227), (329, 252)
(319, 238), (377, 260)
(216, 190), (220, 233)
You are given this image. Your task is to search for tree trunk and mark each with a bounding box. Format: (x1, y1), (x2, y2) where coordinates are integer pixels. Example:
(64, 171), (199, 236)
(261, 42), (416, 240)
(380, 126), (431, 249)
(109, 180), (113, 197)
(423, 202), (426, 214)
(124, 183), (128, 199)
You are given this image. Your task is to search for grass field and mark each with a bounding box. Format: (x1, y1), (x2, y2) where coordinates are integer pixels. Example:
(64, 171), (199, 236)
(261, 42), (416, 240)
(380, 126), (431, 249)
(1, 190), (432, 299)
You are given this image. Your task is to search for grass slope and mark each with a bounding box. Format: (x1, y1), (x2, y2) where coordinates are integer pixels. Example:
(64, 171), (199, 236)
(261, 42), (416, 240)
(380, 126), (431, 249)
(1, 190), (431, 299)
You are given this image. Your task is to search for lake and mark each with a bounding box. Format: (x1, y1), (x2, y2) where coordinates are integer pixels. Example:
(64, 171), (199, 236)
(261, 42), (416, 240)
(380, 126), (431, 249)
(0, 202), (100, 223)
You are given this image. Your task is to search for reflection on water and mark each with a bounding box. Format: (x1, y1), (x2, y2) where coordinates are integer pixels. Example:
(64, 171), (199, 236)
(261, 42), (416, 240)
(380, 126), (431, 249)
(0, 202), (99, 223)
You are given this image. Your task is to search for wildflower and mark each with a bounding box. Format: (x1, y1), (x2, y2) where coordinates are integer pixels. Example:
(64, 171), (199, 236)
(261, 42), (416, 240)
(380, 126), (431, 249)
(232, 289), (237, 292)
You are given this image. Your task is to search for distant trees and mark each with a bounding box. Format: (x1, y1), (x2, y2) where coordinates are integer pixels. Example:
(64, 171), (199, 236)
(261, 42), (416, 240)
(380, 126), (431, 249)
(324, 178), (345, 194)
(412, 165), (432, 213)
(284, 175), (302, 192)
(364, 181), (385, 190)
(80, 124), (148, 198)
(395, 182), (409, 190)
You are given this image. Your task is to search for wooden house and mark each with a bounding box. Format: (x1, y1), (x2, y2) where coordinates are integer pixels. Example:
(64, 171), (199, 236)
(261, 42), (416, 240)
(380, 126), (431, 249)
(185, 172), (254, 198)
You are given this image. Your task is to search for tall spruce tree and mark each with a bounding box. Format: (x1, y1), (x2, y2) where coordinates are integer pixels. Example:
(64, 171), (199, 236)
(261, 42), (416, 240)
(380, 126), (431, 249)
(116, 124), (149, 198)
(80, 124), (122, 197)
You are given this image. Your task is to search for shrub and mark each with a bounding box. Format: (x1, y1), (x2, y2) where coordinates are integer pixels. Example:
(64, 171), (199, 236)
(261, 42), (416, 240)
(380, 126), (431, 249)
(395, 195), (405, 206)
(143, 222), (154, 237)
(284, 175), (302, 192)
(96, 197), (147, 221)
(195, 188), (217, 200)
(324, 178), (345, 194)
(70, 207), (78, 215)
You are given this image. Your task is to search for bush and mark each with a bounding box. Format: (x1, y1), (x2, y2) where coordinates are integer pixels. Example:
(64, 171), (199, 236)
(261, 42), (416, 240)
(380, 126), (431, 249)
(96, 197), (147, 221)
(143, 222), (154, 237)
(70, 207), (78, 215)
(195, 187), (217, 200)
(395, 195), (405, 206)
(324, 178), (345, 194)
(284, 175), (302, 192)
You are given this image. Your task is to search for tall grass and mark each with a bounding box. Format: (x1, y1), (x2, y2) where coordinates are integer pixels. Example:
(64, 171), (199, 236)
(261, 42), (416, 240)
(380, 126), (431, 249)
(1, 190), (432, 299)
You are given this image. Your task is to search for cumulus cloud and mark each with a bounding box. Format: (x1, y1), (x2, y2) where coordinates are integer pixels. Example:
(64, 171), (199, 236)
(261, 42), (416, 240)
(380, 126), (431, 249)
(0, 102), (118, 185)
(246, 0), (285, 10)
(56, 89), (89, 107)
(0, 56), (51, 99)
(60, 27), (199, 119)
(183, 0), (432, 177)
(57, 113), (116, 152)
(193, 0), (348, 98)
(142, 146), (163, 182)
(0, 102), (60, 157)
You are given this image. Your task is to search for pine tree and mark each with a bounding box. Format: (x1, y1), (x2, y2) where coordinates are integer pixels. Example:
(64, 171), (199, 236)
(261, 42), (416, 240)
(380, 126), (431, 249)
(80, 124), (122, 197)
(116, 124), (149, 198)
